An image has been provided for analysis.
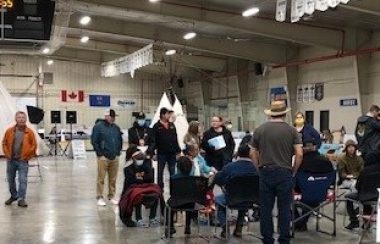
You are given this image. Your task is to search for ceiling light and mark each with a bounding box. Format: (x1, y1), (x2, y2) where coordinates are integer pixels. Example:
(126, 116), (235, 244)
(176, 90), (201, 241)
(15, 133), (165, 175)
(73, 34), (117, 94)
(79, 16), (91, 25)
(149, 0), (160, 2)
(165, 49), (176, 56)
(183, 32), (197, 40)
(242, 7), (260, 17)
(42, 47), (50, 54)
(80, 36), (89, 43)
(47, 60), (54, 65)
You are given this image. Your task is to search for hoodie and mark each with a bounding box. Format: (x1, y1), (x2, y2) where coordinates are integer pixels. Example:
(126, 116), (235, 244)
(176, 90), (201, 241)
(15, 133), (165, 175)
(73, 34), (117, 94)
(355, 115), (380, 155)
(128, 122), (154, 156)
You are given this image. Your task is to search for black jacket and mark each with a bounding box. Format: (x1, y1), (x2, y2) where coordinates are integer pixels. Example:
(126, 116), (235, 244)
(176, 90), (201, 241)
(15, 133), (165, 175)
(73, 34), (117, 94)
(121, 160), (154, 195)
(128, 122), (154, 156)
(201, 127), (235, 170)
(298, 151), (334, 173)
(356, 163), (380, 201)
(150, 121), (181, 155)
(355, 115), (380, 155)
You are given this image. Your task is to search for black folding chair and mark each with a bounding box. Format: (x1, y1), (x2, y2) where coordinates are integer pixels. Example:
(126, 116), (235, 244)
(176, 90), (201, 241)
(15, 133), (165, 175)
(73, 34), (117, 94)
(217, 174), (261, 240)
(346, 172), (380, 243)
(162, 176), (209, 242)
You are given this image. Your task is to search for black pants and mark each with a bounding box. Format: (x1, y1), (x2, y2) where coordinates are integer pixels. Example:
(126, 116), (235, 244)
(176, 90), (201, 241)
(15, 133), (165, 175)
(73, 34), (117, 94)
(157, 154), (176, 190)
(345, 192), (374, 223)
(135, 200), (158, 220)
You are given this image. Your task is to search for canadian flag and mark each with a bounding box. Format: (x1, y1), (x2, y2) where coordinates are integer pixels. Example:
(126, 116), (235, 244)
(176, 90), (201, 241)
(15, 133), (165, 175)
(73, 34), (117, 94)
(61, 90), (84, 102)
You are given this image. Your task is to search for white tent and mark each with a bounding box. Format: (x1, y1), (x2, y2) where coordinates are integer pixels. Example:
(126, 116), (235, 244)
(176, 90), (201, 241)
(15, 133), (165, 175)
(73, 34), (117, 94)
(0, 81), (48, 156)
(150, 92), (189, 149)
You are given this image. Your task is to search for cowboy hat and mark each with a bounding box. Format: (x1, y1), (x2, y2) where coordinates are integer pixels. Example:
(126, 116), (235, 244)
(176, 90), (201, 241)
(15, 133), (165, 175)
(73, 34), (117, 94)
(264, 100), (290, 116)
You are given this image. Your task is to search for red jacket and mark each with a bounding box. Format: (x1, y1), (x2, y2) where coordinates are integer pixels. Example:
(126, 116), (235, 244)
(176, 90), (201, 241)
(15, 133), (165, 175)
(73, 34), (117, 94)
(2, 126), (37, 161)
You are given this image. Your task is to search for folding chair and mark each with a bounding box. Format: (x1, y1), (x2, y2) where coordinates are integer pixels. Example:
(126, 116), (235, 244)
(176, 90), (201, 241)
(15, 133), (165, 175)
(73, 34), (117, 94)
(292, 171), (336, 237)
(346, 172), (380, 243)
(162, 176), (209, 242)
(217, 174), (261, 240)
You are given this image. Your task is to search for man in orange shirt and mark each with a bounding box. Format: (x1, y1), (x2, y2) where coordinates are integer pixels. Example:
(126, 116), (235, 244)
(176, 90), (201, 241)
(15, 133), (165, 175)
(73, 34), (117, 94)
(2, 111), (37, 207)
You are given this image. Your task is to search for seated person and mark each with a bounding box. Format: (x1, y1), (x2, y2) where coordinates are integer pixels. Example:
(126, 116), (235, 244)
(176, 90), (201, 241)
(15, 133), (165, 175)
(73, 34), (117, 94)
(121, 145), (159, 228)
(183, 143), (217, 177)
(213, 144), (259, 238)
(294, 139), (334, 232)
(165, 156), (197, 237)
(337, 140), (364, 190)
(345, 160), (380, 230)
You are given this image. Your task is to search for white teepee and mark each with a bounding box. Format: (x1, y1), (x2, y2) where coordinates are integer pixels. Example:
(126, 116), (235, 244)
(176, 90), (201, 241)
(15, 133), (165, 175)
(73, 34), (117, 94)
(150, 92), (189, 149)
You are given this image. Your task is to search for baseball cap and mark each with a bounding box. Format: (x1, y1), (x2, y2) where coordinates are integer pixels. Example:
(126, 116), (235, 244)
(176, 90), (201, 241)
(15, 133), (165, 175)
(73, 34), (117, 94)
(160, 107), (173, 116)
(136, 112), (146, 119)
(105, 109), (118, 117)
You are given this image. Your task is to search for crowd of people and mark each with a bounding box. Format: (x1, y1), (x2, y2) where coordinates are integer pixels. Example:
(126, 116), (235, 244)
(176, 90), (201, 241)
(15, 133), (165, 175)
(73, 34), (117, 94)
(2, 102), (380, 243)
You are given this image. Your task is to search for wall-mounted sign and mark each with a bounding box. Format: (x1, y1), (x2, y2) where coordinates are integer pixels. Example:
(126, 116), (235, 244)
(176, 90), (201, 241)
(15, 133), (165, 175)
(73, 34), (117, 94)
(340, 98), (358, 107)
(89, 95), (111, 107)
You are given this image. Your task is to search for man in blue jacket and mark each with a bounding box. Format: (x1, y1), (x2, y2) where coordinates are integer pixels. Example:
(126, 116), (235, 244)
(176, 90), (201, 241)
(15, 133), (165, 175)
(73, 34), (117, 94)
(91, 109), (123, 206)
(214, 144), (258, 238)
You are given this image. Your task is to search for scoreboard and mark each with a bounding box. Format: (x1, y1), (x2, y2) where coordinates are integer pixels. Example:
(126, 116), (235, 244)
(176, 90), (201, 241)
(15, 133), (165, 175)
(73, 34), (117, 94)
(2, 0), (55, 40)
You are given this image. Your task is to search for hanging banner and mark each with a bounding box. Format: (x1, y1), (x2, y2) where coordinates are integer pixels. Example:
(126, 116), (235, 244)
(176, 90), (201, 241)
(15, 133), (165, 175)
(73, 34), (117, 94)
(305, 0), (316, 15)
(291, 0), (300, 23)
(316, 0), (329, 11)
(297, 85), (304, 103)
(101, 44), (154, 78)
(309, 84), (315, 103)
(295, 0), (305, 19)
(303, 85), (310, 103)
(327, 0), (339, 8)
(276, 0), (287, 22)
(315, 83), (324, 101)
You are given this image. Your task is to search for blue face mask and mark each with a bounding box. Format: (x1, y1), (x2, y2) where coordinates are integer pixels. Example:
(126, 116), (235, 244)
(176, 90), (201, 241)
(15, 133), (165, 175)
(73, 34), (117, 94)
(137, 119), (146, 127)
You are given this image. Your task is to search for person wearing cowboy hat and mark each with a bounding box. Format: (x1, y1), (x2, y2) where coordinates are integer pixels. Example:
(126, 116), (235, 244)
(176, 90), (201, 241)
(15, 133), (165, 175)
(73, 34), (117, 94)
(337, 140), (364, 189)
(121, 145), (159, 228)
(250, 100), (303, 244)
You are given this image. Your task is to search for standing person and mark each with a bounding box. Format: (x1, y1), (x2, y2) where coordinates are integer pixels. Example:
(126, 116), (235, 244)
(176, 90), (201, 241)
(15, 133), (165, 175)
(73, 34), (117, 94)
(294, 112), (321, 148)
(151, 108), (181, 190)
(355, 104), (380, 165)
(91, 109), (123, 206)
(128, 112), (154, 160)
(201, 116), (235, 171)
(251, 101), (303, 244)
(3, 111), (37, 207)
(183, 121), (201, 145)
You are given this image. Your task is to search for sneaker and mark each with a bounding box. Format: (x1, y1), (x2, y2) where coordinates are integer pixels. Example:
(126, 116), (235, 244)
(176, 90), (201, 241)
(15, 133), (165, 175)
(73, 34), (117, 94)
(125, 219), (137, 227)
(18, 199), (28, 208)
(136, 219), (146, 228)
(97, 198), (106, 206)
(149, 218), (160, 227)
(4, 197), (17, 205)
(109, 198), (119, 205)
(345, 222), (359, 230)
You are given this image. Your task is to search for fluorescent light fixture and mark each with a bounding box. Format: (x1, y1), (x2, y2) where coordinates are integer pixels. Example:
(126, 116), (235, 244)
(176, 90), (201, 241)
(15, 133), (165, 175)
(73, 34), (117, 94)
(149, 0), (160, 2)
(242, 7), (260, 17)
(165, 49), (176, 56)
(47, 60), (54, 65)
(79, 16), (91, 25)
(183, 32), (197, 40)
(80, 36), (90, 43)
(42, 47), (50, 54)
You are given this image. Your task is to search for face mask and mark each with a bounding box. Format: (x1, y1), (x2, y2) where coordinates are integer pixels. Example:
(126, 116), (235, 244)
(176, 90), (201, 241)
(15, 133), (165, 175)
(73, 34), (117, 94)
(135, 160), (144, 166)
(137, 119), (146, 127)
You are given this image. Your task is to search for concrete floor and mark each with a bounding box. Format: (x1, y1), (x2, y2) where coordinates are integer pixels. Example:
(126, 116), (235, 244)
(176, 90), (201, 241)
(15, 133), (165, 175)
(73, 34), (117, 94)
(0, 153), (376, 244)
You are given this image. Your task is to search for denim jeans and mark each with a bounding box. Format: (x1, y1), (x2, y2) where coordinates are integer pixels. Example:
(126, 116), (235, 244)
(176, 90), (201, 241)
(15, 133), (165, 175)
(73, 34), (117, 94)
(215, 194), (246, 227)
(157, 154), (176, 189)
(7, 159), (29, 200)
(259, 166), (293, 244)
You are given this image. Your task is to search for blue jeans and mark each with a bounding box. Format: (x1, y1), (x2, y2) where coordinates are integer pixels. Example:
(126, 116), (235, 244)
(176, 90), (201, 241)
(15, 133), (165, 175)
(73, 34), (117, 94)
(157, 154), (176, 189)
(215, 194), (246, 227)
(7, 160), (29, 200)
(259, 166), (293, 244)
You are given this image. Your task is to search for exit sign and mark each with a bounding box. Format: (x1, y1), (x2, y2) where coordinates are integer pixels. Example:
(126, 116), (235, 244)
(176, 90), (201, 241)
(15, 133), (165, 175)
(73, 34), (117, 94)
(340, 99), (358, 107)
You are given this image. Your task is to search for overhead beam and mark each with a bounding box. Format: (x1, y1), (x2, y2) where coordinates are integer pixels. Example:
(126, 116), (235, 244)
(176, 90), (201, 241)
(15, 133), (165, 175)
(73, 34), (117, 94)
(340, 0), (380, 17)
(64, 37), (227, 72)
(73, 0), (344, 50)
(68, 16), (288, 64)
